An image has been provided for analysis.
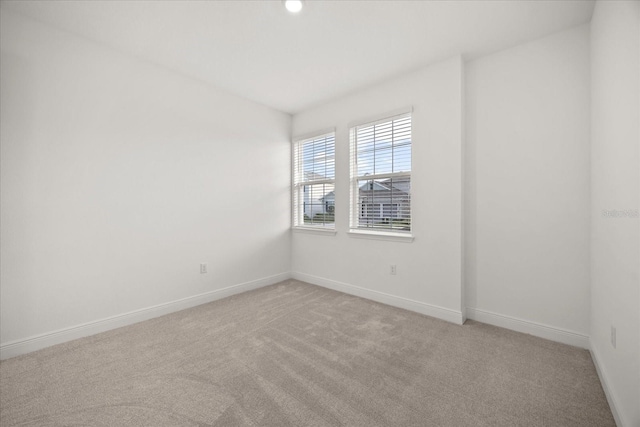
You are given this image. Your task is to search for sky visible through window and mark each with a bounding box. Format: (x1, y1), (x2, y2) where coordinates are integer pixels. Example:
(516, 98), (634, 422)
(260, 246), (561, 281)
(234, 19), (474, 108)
(302, 136), (335, 181)
(356, 116), (411, 176)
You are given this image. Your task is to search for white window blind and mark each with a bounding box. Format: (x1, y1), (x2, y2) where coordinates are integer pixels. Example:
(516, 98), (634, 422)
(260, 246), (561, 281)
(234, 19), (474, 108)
(350, 113), (411, 233)
(293, 132), (336, 228)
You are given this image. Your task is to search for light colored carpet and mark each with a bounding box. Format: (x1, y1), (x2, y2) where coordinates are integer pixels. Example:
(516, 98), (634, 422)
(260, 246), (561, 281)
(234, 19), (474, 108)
(0, 280), (614, 426)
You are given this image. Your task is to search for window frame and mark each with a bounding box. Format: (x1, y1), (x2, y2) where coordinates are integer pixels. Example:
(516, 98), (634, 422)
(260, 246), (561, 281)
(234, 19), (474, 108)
(349, 110), (413, 238)
(292, 130), (336, 231)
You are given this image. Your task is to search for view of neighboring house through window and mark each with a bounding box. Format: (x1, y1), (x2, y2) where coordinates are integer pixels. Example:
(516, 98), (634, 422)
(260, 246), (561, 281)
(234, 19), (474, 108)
(350, 113), (411, 232)
(292, 132), (336, 228)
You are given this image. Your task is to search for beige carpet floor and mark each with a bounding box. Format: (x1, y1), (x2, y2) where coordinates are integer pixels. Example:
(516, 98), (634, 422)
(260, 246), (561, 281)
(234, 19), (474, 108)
(0, 280), (614, 426)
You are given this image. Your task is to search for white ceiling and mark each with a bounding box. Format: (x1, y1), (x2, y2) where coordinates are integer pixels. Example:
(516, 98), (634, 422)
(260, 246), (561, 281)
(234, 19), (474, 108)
(1, 0), (595, 114)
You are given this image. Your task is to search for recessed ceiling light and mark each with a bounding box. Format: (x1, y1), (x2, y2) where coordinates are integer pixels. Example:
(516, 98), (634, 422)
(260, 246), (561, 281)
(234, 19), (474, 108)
(284, 0), (303, 14)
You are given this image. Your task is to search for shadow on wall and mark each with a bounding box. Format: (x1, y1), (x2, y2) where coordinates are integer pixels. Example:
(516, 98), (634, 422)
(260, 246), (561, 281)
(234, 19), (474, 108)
(0, 51), (40, 337)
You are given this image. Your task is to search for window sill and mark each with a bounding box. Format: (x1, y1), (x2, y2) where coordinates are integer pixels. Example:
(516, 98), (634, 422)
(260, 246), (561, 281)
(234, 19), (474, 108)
(347, 229), (414, 242)
(293, 227), (337, 236)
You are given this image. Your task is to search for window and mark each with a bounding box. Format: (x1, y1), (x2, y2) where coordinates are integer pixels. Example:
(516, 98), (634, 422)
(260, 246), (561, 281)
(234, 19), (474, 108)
(350, 113), (411, 233)
(292, 132), (336, 228)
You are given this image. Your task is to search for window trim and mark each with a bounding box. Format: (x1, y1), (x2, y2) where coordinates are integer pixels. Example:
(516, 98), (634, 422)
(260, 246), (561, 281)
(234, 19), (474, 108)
(292, 129), (336, 230)
(347, 229), (414, 242)
(293, 227), (337, 236)
(349, 110), (413, 237)
(348, 107), (413, 131)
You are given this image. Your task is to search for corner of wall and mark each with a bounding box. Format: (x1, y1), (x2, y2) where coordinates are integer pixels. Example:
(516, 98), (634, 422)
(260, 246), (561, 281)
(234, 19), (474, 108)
(590, 339), (626, 427)
(0, 272), (292, 360)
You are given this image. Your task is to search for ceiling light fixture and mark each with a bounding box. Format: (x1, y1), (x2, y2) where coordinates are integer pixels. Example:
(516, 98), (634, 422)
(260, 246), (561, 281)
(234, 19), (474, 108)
(284, 0), (303, 14)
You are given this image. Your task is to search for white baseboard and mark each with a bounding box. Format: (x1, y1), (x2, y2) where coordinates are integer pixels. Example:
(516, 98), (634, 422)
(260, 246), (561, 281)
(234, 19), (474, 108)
(0, 272), (290, 360)
(292, 272), (464, 325)
(590, 341), (625, 427)
(466, 307), (590, 349)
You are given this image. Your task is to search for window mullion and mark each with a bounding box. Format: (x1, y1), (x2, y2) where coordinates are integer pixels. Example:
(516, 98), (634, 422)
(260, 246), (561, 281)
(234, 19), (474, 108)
(356, 171), (409, 181)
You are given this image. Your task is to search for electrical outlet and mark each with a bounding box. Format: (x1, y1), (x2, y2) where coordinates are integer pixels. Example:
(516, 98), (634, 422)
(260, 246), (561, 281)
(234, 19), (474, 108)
(611, 326), (616, 349)
(390, 265), (397, 275)
(200, 263), (207, 274)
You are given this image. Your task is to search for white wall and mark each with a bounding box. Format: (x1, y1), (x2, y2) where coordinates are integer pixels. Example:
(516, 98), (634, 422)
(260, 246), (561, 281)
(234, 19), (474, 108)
(465, 25), (591, 346)
(291, 57), (464, 323)
(0, 10), (291, 356)
(590, 1), (640, 426)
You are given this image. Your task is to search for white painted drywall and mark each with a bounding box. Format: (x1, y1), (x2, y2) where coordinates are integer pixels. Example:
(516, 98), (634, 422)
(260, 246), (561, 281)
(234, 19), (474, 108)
(590, 1), (640, 425)
(291, 57), (464, 321)
(0, 11), (291, 347)
(465, 25), (591, 337)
